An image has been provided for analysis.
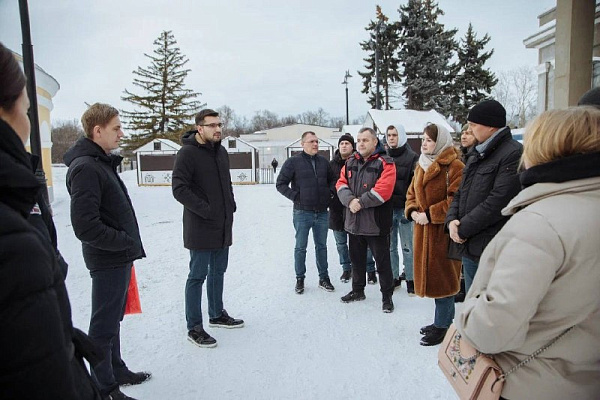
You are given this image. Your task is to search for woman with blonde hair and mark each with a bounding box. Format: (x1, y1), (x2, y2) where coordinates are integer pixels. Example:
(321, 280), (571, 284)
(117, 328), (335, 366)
(456, 107), (600, 400)
(405, 123), (464, 346)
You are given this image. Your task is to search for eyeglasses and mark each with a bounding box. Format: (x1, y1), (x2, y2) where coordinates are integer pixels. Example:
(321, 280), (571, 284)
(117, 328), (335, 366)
(199, 123), (223, 128)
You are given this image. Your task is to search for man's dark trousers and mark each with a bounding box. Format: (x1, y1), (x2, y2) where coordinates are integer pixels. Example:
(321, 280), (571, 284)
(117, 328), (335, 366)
(88, 263), (132, 395)
(349, 234), (394, 297)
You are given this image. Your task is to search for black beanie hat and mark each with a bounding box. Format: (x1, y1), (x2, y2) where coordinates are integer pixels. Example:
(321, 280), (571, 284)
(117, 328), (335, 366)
(467, 100), (506, 128)
(578, 87), (600, 108)
(338, 134), (355, 149)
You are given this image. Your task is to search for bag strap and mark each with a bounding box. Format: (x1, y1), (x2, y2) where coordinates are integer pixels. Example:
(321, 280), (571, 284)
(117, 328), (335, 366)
(497, 325), (575, 382)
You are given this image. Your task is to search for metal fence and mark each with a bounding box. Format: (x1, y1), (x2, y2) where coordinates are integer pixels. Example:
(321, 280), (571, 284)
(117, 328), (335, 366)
(258, 167), (275, 184)
(117, 159), (137, 173)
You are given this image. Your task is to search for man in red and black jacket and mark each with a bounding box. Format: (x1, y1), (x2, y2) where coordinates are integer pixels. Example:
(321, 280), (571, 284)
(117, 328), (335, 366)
(336, 127), (396, 313)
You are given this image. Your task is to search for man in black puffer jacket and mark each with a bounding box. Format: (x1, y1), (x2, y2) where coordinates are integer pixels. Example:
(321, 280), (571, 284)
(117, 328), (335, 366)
(64, 103), (150, 400)
(277, 131), (337, 295)
(172, 109), (243, 349)
(445, 100), (522, 294)
(385, 124), (418, 292)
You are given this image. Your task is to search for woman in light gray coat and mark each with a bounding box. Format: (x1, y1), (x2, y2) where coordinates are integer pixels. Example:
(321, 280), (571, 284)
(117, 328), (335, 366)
(456, 107), (600, 400)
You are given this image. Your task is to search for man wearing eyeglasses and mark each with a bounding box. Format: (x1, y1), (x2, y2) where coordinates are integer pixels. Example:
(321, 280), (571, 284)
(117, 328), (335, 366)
(172, 109), (243, 349)
(276, 131), (337, 295)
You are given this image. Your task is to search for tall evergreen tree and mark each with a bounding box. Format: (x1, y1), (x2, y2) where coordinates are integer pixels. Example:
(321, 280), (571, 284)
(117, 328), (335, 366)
(397, 0), (457, 115)
(450, 23), (497, 123)
(358, 6), (401, 110)
(121, 30), (204, 152)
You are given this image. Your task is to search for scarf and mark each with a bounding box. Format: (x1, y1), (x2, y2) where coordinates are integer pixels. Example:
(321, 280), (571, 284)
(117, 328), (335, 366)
(418, 124), (453, 171)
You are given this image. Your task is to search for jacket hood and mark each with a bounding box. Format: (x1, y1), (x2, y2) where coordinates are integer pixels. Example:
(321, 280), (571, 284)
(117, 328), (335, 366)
(181, 129), (222, 150)
(63, 137), (112, 166)
(388, 124), (407, 147)
(0, 118), (39, 216)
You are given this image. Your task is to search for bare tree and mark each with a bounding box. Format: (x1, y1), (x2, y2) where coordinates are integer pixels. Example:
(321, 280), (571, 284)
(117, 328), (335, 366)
(216, 105), (236, 136)
(298, 108), (330, 126)
(493, 66), (537, 128)
(51, 119), (84, 163)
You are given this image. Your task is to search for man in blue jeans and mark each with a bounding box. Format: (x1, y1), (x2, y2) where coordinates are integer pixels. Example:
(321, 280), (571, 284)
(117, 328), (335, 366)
(385, 124), (418, 294)
(173, 109), (244, 349)
(277, 131), (337, 294)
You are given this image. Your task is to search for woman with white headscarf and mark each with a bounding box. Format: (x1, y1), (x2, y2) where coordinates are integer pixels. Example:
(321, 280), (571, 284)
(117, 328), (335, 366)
(405, 123), (464, 346)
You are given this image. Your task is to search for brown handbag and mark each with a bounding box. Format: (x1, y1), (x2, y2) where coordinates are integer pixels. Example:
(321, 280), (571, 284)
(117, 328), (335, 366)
(438, 324), (503, 400)
(438, 323), (575, 400)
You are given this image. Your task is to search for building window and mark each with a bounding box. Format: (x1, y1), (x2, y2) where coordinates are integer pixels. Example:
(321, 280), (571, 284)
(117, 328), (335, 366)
(229, 139), (236, 149)
(154, 142), (161, 151)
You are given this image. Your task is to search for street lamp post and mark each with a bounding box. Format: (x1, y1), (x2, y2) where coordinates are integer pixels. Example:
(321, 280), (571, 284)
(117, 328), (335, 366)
(374, 19), (386, 110)
(342, 70), (352, 125)
(19, 0), (49, 204)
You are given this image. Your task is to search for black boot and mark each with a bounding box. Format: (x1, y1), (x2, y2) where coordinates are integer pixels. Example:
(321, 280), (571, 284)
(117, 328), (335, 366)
(420, 326), (448, 346)
(340, 270), (351, 283)
(295, 277), (305, 294)
(454, 278), (466, 303)
(367, 271), (377, 284)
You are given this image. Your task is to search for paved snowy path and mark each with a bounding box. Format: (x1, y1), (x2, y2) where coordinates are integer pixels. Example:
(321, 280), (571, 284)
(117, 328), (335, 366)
(52, 166), (456, 400)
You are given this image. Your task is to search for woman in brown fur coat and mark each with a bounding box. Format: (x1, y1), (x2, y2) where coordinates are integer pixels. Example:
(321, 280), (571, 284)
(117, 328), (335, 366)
(405, 123), (464, 346)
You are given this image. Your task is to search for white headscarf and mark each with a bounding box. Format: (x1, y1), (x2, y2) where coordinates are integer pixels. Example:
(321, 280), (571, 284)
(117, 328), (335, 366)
(418, 123), (453, 171)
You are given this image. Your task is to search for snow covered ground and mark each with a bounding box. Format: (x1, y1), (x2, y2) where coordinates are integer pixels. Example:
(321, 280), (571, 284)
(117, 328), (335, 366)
(52, 165), (457, 400)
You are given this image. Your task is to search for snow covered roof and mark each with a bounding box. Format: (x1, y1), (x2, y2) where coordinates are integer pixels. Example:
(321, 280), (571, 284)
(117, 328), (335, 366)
(133, 138), (181, 153)
(363, 109), (454, 135)
(221, 135), (258, 149)
(285, 137), (335, 149)
(340, 125), (362, 138)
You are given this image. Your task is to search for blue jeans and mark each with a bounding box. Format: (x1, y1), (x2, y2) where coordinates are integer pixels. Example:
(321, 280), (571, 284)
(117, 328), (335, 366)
(462, 257), (479, 294)
(186, 248), (229, 330)
(293, 210), (329, 279)
(88, 264), (131, 395)
(334, 230), (376, 273)
(434, 296), (455, 328)
(393, 208), (414, 280)
(332, 230), (351, 272)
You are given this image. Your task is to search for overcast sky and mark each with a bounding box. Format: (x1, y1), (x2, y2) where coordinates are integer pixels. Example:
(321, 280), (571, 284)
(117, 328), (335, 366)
(0, 0), (555, 125)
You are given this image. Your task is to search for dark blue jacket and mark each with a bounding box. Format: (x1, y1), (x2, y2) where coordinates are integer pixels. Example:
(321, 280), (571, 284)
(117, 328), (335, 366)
(172, 131), (236, 250)
(64, 138), (145, 270)
(387, 143), (418, 209)
(276, 151), (336, 212)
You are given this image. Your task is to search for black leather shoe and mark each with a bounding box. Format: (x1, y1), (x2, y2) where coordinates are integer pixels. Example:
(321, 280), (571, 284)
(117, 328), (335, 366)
(105, 387), (137, 400)
(116, 369), (151, 386)
(341, 290), (366, 303)
(420, 326), (448, 346)
(420, 323), (435, 335)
